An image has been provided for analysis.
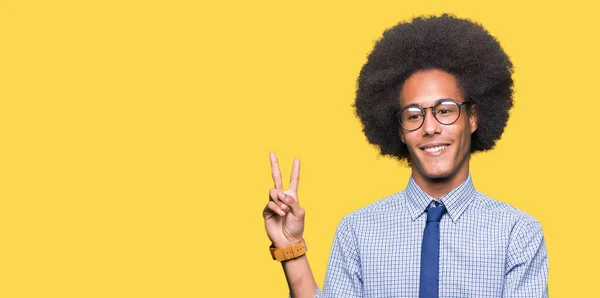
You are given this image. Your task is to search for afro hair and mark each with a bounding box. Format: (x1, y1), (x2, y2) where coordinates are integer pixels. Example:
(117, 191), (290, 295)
(354, 13), (514, 162)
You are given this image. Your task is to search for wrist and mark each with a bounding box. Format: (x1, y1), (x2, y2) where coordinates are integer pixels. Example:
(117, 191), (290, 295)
(272, 237), (303, 248)
(270, 239), (307, 261)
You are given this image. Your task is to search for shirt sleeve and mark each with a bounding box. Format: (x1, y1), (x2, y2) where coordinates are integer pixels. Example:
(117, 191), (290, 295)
(503, 219), (549, 298)
(320, 216), (363, 297)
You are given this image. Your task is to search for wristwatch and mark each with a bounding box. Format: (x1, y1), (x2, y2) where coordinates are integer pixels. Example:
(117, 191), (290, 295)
(269, 239), (307, 261)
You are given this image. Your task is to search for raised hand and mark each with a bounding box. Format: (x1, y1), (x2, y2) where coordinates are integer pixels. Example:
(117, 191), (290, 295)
(263, 152), (306, 248)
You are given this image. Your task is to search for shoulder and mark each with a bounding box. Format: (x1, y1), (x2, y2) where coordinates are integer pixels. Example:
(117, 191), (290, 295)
(335, 190), (406, 230)
(472, 190), (543, 232)
(348, 191), (405, 218)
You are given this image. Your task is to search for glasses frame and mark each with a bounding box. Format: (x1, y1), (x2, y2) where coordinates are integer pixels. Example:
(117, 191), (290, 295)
(396, 100), (472, 131)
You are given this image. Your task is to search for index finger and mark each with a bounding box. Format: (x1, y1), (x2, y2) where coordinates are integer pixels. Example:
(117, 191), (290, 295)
(289, 158), (300, 192)
(269, 152), (283, 189)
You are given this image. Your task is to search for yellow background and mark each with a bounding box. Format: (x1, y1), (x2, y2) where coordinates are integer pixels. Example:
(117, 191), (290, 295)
(1, 0), (598, 297)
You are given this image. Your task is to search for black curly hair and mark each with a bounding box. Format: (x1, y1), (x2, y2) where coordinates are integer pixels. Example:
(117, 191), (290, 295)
(354, 13), (514, 162)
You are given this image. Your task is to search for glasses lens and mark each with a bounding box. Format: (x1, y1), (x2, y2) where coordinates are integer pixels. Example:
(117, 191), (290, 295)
(400, 106), (424, 130)
(434, 101), (460, 124)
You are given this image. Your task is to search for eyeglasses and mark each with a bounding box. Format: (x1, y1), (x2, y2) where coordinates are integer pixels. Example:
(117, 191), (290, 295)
(396, 100), (472, 131)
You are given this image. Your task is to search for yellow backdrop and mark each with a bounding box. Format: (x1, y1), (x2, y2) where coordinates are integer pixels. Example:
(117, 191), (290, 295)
(1, 0), (598, 297)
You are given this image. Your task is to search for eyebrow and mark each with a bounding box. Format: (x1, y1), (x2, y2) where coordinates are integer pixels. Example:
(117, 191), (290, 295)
(401, 98), (457, 109)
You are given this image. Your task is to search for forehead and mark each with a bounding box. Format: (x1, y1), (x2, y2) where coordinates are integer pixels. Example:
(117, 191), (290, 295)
(399, 69), (463, 107)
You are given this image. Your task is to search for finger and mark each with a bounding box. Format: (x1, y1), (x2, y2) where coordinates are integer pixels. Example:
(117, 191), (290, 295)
(265, 201), (286, 217)
(269, 188), (283, 205)
(281, 194), (304, 218)
(269, 152), (283, 189)
(289, 158), (301, 192)
(269, 188), (295, 212)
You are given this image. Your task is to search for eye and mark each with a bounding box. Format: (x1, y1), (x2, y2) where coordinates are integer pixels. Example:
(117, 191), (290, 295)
(402, 107), (423, 121)
(435, 102), (459, 117)
(407, 113), (422, 120)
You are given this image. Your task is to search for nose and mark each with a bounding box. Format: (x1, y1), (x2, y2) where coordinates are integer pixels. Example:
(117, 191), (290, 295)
(422, 108), (441, 136)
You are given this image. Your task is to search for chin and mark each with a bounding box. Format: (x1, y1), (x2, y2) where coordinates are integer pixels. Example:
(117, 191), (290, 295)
(423, 170), (453, 180)
(416, 162), (454, 180)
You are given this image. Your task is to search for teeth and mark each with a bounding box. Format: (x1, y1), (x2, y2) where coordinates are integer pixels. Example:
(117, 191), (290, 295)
(423, 145), (448, 153)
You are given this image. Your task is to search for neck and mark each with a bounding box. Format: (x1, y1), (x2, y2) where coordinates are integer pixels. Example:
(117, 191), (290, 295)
(412, 170), (469, 199)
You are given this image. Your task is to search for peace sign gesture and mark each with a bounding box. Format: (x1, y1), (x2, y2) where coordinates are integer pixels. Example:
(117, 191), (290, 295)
(263, 152), (306, 248)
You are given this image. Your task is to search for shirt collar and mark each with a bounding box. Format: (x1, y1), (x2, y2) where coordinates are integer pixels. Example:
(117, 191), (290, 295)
(405, 174), (476, 223)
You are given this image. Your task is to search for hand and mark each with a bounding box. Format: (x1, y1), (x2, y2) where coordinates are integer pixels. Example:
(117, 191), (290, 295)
(263, 152), (305, 248)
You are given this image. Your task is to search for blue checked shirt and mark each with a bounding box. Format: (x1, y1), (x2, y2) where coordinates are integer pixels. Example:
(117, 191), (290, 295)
(314, 174), (548, 297)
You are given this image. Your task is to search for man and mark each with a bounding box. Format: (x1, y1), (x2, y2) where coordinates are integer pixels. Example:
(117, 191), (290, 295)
(263, 14), (548, 298)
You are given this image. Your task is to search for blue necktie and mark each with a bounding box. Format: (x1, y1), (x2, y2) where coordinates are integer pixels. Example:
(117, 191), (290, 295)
(419, 202), (447, 298)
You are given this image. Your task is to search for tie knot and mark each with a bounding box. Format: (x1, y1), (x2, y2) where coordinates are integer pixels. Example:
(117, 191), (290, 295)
(426, 203), (447, 222)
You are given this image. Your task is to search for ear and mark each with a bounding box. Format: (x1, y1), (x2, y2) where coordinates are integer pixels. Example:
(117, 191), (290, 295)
(399, 129), (406, 144)
(469, 104), (478, 133)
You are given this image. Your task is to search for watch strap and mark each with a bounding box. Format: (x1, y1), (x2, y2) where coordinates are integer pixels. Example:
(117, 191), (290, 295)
(270, 239), (307, 261)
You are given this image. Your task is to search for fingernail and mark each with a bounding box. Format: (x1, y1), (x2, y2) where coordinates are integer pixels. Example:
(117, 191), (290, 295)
(278, 192), (285, 200)
(281, 204), (288, 210)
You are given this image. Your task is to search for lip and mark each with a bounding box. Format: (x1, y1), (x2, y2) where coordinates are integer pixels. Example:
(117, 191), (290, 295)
(419, 143), (450, 156)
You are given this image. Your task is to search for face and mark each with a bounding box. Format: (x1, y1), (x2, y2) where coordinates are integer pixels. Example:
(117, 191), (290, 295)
(399, 69), (477, 183)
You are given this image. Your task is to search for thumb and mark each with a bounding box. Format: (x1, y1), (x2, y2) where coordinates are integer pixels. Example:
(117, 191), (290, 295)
(282, 194), (305, 217)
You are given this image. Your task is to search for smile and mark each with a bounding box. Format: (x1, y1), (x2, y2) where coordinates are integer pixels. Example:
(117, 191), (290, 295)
(421, 145), (449, 153)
